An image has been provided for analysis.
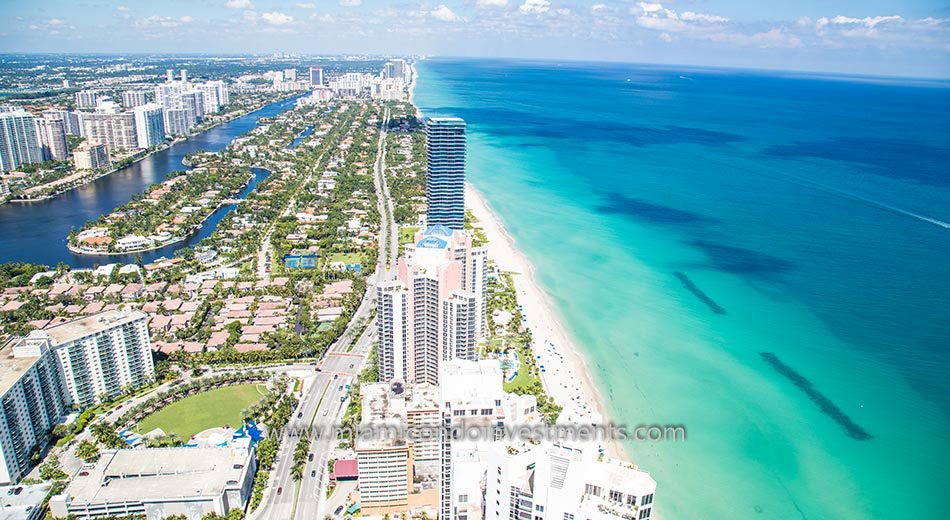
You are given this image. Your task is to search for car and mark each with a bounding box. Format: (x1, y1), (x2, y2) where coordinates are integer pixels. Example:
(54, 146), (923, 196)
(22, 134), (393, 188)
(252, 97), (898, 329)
(338, 385), (343, 391)
(323, 409), (329, 416)
(349, 363), (354, 368)
(311, 470), (317, 477)
(277, 487), (283, 495)
(308, 453), (314, 462)
(297, 412), (302, 418)
(334, 374), (338, 379)
(335, 506), (345, 515)
(13, 487), (22, 495)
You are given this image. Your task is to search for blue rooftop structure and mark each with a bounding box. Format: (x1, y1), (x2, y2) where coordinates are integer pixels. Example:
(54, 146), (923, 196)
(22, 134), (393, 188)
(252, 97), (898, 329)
(423, 224), (454, 237)
(417, 236), (448, 249)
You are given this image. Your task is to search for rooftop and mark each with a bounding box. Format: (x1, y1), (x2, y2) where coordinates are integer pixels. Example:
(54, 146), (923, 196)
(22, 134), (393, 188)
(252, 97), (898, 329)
(57, 442), (253, 506)
(0, 337), (46, 397)
(43, 310), (147, 345)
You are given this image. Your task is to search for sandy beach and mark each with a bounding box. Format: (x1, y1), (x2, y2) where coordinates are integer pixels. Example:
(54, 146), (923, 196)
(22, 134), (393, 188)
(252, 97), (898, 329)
(465, 183), (627, 460)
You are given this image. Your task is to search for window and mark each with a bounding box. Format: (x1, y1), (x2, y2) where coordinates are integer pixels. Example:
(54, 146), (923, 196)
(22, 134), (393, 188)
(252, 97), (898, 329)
(626, 495), (637, 507)
(584, 484), (602, 497)
(563, 514), (574, 520)
(535, 505), (544, 512)
(459, 495), (468, 503)
(470, 409), (479, 415)
(641, 494), (653, 506)
(482, 408), (493, 415)
(609, 490), (623, 502)
(639, 508), (651, 519)
(495, 399), (502, 406)
(453, 410), (464, 416)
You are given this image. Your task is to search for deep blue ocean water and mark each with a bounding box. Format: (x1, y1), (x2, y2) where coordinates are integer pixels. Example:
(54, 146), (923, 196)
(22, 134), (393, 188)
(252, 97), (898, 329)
(414, 59), (950, 519)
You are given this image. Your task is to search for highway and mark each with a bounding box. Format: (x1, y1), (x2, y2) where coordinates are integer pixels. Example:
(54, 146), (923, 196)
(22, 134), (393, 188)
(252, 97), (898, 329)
(252, 104), (396, 520)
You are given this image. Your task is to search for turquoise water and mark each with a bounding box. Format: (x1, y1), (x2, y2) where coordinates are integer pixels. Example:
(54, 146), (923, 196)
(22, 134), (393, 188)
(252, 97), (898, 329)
(414, 59), (950, 519)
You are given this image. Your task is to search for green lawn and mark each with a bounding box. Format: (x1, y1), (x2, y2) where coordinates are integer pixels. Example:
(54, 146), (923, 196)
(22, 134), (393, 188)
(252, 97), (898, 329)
(136, 383), (267, 440)
(328, 252), (363, 264)
(503, 368), (537, 394)
(399, 226), (420, 245)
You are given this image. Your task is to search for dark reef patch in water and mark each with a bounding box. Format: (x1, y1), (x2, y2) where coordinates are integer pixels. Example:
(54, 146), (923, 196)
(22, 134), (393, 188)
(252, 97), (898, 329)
(764, 137), (950, 188)
(673, 272), (726, 314)
(760, 352), (872, 441)
(690, 239), (794, 277)
(425, 105), (747, 148)
(597, 194), (717, 226)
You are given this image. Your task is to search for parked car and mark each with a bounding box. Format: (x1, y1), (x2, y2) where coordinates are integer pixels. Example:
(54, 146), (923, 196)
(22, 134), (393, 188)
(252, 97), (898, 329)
(277, 487), (283, 495)
(335, 506), (344, 515)
(308, 453), (314, 462)
(311, 470), (317, 478)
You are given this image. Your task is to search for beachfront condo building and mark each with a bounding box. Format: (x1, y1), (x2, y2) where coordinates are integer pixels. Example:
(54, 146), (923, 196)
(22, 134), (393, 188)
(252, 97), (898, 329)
(438, 359), (541, 520)
(0, 336), (70, 484)
(355, 382), (440, 515)
(34, 117), (69, 161)
(484, 442), (657, 520)
(0, 111), (42, 172)
(133, 103), (166, 149)
(73, 143), (110, 171)
(23, 310), (154, 408)
(377, 225), (486, 387)
(425, 117), (466, 229)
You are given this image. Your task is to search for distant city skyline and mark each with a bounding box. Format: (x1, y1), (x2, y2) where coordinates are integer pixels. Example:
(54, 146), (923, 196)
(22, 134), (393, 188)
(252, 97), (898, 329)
(1, 1), (949, 78)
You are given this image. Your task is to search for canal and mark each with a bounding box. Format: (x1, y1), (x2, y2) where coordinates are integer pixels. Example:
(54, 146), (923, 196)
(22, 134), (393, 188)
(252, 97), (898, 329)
(0, 96), (299, 267)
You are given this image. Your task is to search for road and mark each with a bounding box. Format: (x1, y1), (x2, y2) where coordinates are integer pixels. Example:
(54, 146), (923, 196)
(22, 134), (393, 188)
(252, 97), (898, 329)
(253, 104), (396, 520)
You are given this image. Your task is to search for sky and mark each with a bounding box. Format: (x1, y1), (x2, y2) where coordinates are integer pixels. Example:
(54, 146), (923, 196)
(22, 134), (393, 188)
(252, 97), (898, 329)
(1, 1), (949, 78)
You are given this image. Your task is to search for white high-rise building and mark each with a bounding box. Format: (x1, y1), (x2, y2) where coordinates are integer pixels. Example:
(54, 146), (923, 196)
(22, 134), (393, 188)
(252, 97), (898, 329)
(377, 282), (409, 383)
(0, 336), (70, 484)
(120, 90), (149, 108)
(0, 310), (156, 485)
(309, 67), (324, 87)
(132, 103), (166, 149)
(41, 109), (83, 136)
(484, 443), (657, 520)
(438, 359), (542, 520)
(73, 143), (110, 171)
(197, 80), (229, 114)
(34, 117), (69, 161)
(0, 111), (42, 171)
(163, 108), (194, 136)
(75, 90), (102, 109)
(283, 68), (297, 81)
(82, 112), (138, 153)
(355, 382), (440, 514)
(36, 310), (154, 408)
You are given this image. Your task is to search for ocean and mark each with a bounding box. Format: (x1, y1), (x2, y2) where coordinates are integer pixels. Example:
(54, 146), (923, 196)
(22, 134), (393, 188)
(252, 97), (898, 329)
(413, 59), (950, 519)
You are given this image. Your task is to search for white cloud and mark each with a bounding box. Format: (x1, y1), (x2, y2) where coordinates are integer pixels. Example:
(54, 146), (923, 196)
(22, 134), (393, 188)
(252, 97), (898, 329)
(261, 11), (294, 25)
(817, 15), (903, 29)
(48, 18), (64, 26)
(339, 0), (362, 6)
(432, 5), (461, 22)
(591, 4), (608, 14)
(116, 6), (129, 12)
(660, 32), (672, 42)
(520, 0), (550, 15)
(556, 8), (571, 16)
(224, 0), (254, 9)
(680, 12), (728, 24)
(477, 0), (508, 7)
(296, 3), (316, 8)
(134, 15), (194, 28)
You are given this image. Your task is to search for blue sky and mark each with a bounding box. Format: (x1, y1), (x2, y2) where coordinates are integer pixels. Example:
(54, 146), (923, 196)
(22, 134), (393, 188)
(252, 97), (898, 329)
(1, 1), (949, 78)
